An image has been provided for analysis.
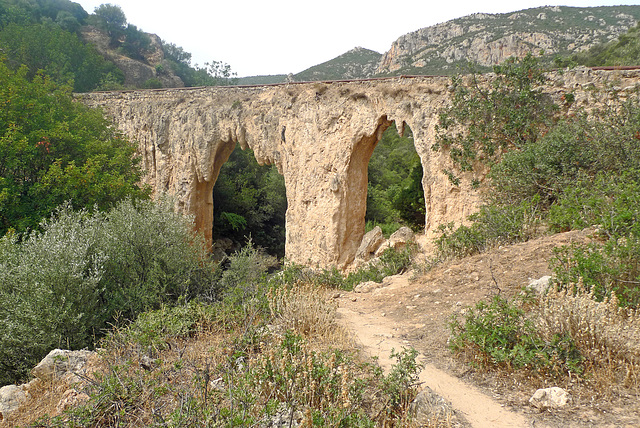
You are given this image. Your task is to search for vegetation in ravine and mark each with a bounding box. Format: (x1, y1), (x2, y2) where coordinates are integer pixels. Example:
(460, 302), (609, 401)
(4, 239), (425, 427)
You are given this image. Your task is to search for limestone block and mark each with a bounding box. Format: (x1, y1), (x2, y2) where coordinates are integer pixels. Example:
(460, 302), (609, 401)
(388, 226), (415, 250)
(528, 275), (552, 294)
(0, 385), (27, 420)
(354, 281), (383, 293)
(409, 386), (454, 425)
(32, 349), (95, 383)
(529, 387), (571, 409)
(356, 227), (385, 261)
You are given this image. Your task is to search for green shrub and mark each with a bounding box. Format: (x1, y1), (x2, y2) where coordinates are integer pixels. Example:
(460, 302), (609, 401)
(449, 295), (582, 375)
(549, 174), (640, 307)
(433, 54), (557, 184)
(435, 196), (543, 259)
(0, 198), (217, 385)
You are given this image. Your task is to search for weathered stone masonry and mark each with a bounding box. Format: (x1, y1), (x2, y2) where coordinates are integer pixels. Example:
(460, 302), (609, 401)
(77, 68), (640, 268)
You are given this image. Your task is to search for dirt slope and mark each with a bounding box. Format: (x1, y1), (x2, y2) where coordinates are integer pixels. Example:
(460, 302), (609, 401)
(337, 229), (640, 428)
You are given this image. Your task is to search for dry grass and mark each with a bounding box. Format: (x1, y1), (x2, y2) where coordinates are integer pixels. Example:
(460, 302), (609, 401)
(534, 279), (640, 394)
(4, 282), (429, 427)
(268, 282), (353, 348)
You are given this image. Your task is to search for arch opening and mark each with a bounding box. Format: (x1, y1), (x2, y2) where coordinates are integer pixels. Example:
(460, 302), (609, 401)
(211, 143), (287, 259)
(365, 122), (425, 237)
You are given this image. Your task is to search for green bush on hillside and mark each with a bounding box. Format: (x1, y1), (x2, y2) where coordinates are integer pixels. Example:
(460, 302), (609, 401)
(0, 59), (147, 235)
(0, 198), (219, 385)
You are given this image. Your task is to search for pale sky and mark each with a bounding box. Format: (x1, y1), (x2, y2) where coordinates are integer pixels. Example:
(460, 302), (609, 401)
(74, 1), (640, 77)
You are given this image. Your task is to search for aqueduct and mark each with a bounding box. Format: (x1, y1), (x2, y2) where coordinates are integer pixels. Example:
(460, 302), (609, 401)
(78, 68), (640, 268)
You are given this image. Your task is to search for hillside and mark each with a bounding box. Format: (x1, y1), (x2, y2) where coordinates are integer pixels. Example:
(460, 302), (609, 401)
(293, 47), (382, 81)
(377, 5), (640, 76)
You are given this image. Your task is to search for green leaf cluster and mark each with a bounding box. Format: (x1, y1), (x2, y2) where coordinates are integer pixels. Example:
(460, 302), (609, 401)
(449, 294), (583, 375)
(434, 54), (557, 183)
(0, 59), (148, 235)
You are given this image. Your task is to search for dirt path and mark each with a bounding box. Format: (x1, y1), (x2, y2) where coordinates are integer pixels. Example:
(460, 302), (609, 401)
(336, 230), (599, 428)
(339, 286), (530, 427)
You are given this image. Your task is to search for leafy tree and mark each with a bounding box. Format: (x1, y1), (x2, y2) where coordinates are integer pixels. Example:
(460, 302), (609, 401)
(433, 54), (557, 185)
(0, 59), (148, 236)
(92, 3), (126, 45)
(0, 21), (121, 91)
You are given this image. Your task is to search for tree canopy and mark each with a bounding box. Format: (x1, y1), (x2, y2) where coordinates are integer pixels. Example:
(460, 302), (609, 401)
(0, 58), (149, 236)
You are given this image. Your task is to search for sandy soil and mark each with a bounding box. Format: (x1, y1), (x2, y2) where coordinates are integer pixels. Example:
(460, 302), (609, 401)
(337, 229), (640, 428)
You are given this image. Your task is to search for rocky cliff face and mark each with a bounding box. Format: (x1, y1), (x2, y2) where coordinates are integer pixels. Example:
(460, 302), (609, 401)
(377, 5), (640, 75)
(80, 26), (184, 88)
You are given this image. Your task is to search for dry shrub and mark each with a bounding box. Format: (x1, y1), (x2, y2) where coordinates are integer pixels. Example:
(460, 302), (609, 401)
(268, 283), (352, 348)
(535, 279), (640, 391)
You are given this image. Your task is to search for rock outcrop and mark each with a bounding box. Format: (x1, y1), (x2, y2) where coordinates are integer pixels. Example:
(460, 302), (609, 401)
(376, 6), (640, 76)
(80, 26), (184, 88)
(77, 68), (640, 269)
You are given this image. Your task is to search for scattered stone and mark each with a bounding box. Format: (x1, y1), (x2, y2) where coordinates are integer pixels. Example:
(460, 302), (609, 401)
(32, 349), (95, 383)
(356, 227), (385, 261)
(210, 377), (225, 392)
(0, 385), (28, 420)
(140, 355), (158, 371)
(332, 292), (341, 299)
(260, 403), (303, 427)
(409, 386), (455, 425)
(528, 275), (552, 294)
(529, 387), (571, 409)
(354, 281), (383, 293)
(382, 274), (404, 287)
(211, 237), (234, 262)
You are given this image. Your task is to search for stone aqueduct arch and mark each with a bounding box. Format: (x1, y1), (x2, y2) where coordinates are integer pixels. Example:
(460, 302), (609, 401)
(78, 69), (640, 268)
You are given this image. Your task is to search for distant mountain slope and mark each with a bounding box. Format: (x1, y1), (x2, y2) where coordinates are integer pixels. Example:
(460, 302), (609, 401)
(292, 47), (382, 81)
(571, 22), (640, 67)
(237, 75), (287, 85)
(377, 5), (640, 76)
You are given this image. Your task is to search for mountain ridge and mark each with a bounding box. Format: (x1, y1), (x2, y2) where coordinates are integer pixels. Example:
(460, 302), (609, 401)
(241, 5), (640, 83)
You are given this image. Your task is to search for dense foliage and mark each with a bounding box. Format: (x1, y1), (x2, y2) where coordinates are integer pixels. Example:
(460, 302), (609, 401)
(212, 145), (287, 256)
(0, 0), (122, 92)
(0, 198), (219, 385)
(366, 125), (425, 234)
(433, 55), (640, 309)
(0, 60), (148, 235)
(434, 54), (558, 185)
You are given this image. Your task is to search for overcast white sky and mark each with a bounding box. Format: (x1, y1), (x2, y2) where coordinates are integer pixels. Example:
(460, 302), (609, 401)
(74, 1), (640, 77)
